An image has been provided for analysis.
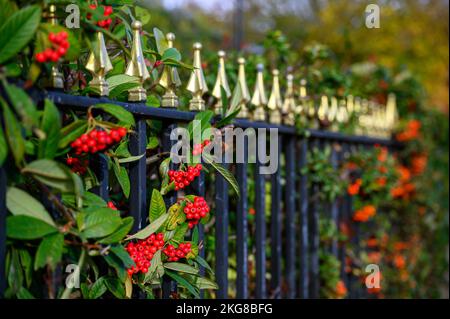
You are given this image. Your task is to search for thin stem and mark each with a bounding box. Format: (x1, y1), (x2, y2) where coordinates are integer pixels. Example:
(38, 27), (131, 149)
(60, 248), (87, 299)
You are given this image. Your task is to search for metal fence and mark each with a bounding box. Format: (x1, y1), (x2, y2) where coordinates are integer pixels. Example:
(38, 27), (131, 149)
(0, 90), (399, 299)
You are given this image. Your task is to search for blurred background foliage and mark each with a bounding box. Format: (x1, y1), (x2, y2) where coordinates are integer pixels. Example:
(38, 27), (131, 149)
(135, 0), (449, 113)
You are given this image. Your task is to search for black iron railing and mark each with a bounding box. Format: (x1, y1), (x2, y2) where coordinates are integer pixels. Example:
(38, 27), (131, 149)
(0, 90), (399, 299)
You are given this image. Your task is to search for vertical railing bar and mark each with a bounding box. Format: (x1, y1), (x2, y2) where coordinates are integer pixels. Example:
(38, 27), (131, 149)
(270, 135), (282, 298)
(91, 153), (109, 201)
(285, 136), (296, 299)
(298, 138), (309, 299)
(255, 134), (267, 299)
(236, 136), (248, 299)
(338, 143), (349, 290)
(215, 145), (229, 299)
(129, 117), (147, 232)
(330, 144), (339, 257)
(309, 137), (320, 298)
(0, 167), (6, 298)
(161, 122), (177, 298)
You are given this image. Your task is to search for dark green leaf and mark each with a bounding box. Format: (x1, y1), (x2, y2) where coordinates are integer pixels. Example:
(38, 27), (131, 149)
(172, 223), (189, 242)
(82, 208), (122, 239)
(203, 153), (240, 197)
(164, 262), (199, 275)
(104, 277), (125, 299)
(89, 277), (107, 299)
(1, 98), (24, 166)
(0, 125), (7, 165)
(149, 189), (166, 223)
(16, 287), (35, 299)
(126, 213), (169, 240)
(2, 83), (38, 132)
(165, 270), (199, 298)
(112, 162), (130, 198)
(94, 104), (135, 127)
(162, 48), (181, 62)
(34, 232), (64, 270)
(58, 120), (88, 149)
(38, 99), (61, 159)
(110, 245), (135, 268)
(98, 217), (134, 244)
(0, 5), (41, 64)
(6, 215), (58, 240)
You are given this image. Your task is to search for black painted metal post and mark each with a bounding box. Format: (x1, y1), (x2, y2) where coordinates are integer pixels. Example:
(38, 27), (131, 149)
(309, 138), (320, 298)
(129, 117), (147, 231)
(161, 122), (177, 298)
(215, 147), (229, 299)
(338, 143), (349, 290)
(270, 135), (282, 298)
(91, 153), (109, 201)
(330, 144), (340, 257)
(255, 135), (266, 299)
(284, 136), (296, 299)
(236, 137), (248, 299)
(0, 167), (6, 298)
(298, 138), (309, 299)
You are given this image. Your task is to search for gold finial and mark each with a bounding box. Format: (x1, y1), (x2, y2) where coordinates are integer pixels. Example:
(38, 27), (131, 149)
(317, 95), (329, 122)
(159, 32), (181, 108)
(328, 96), (339, 123)
(212, 50), (231, 115)
(354, 96), (362, 114)
(282, 73), (296, 126)
(187, 42), (208, 111)
(251, 63), (268, 122)
(386, 93), (398, 134)
(336, 99), (349, 124)
(296, 78), (308, 115)
(125, 21), (150, 102)
(43, 4), (63, 89)
(230, 57), (251, 118)
(86, 31), (113, 96)
(346, 95), (355, 114)
(268, 69), (283, 124)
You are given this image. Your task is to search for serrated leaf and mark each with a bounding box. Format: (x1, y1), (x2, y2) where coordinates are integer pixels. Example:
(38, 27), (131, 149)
(0, 5), (41, 64)
(6, 187), (55, 227)
(126, 213), (169, 241)
(34, 232), (64, 270)
(149, 189), (166, 223)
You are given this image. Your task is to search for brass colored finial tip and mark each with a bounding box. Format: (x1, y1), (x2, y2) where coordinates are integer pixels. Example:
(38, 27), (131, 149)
(132, 20), (142, 30)
(300, 79), (307, 85)
(49, 4), (57, 13)
(256, 63), (264, 72)
(272, 69), (279, 76)
(166, 32), (175, 41)
(218, 50), (226, 58)
(238, 57), (246, 64)
(287, 74), (294, 81)
(193, 42), (202, 50)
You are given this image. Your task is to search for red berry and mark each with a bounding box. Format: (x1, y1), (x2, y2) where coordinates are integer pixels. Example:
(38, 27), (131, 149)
(36, 52), (46, 63)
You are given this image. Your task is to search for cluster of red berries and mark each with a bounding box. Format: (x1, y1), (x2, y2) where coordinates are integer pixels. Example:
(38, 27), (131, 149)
(168, 164), (202, 191)
(192, 140), (211, 156)
(163, 243), (192, 262)
(183, 196), (209, 229)
(70, 127), (127, 155)
(35, 31), (70, 63)
(66, 156), (88, 175)
(107, 201), (118, 210)
(87, 4), (114, 29)
(126, 233), (165, 275)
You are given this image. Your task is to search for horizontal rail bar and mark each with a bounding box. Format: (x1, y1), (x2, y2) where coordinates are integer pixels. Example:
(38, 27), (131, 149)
(41, 91), (398, 146)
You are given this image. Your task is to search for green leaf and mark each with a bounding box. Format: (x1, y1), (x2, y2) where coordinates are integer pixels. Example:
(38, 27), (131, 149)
(34, 232), (64, 270)
(112, 162), (130, 198)
(194, 277), (219, 290)
(114, 141), (131, 158)
(0, 125), (7, 165)
(188, 110), (214, 138)
(165, 270), (199, 298)
(162, 48), (181, 62)
(38, 99), (61, 159)
(164, 262), (199, 275)
(192, 227), (199, 244)
(203, 153), (240, 197)
(89, 277), (107, 299)
(107, 75), (140, 99)
(104, 277), (125, 299)
(126, 213), (169, 240)
(195, 255), (214, 275)
(147, 136), (159, 149)
(82, 208), (122, 239)
(149, 189), (166, 223)
(6, 187), (55, 226)
(98, 217), (134, 244)
(0, 0), (17, 30)
(16, 287), (35, 299)
(143, 250), (164, 283)
(172, 223), (189, 242)
(166, 204), (186, 231)
(2, 83), (38, 132)
(58, 120), (88, 149)
(110, 245), (135, 268)
(1, 98), (24, 166)
(22, 159), (76, 193)
(117, 153), (145, 164)
(94, 104), (135, 127)
(153, 27), (168, 54)
(6, 215), (58, 240)
(18, 249), (33, 287)
(0, 5), (41, 64)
